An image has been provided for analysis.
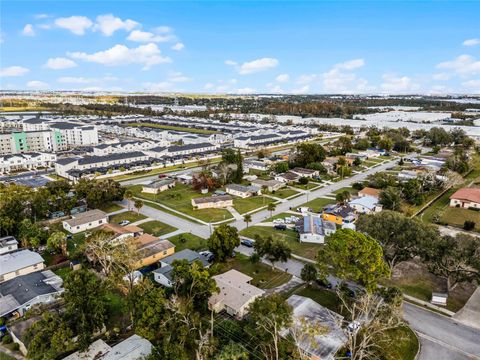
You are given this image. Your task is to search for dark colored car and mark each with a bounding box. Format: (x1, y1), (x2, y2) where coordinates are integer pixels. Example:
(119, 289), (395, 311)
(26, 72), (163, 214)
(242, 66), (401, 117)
(274, 224), (287, 230)
(315, 278), (333, 289)
(241, 239), (254, 247)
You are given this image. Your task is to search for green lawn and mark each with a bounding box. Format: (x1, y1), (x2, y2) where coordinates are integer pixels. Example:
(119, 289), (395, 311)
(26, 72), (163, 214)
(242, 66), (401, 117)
(377, 326), (419, 360)
(97, 202), (123, 213)
(109, 211), (147, 224)
(215, 253), (292, 289)
(105, 290), (128, 328)
(138, 220), (177, 237)
(298, 197), (334, 212)
(54, 266), (73, 280)
(439, 207), (480, 231)
(292, 182), (321, 190)
(271, 188), (300, 199)
(129, 183), (232, 223)
(168, 232), (206, 252)
(296, 285), (344, 314)
(240, 226), (322, 260)
(125, 122), (217, 134)
(264, 212), (300, 222)
(233, 196), (274, 214)
(332, 187), (358, 196)
(0, 353), (16, 360)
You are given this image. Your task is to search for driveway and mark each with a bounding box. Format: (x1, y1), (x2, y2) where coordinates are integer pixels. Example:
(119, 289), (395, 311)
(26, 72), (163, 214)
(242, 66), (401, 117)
(403, 302), (480, 360)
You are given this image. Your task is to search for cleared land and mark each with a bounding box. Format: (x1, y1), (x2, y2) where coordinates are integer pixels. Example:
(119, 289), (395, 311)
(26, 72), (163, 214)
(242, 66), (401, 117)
(109, 211), (147, 224)
(97, 202), (123, 213)
(232, 195), (274, 214)
(124, 122), (217, 134)
(298, 197), (334, 212)
(138, 220), (177, 237)
(270, 188), (299, 199)
(168, 233), (206, 252)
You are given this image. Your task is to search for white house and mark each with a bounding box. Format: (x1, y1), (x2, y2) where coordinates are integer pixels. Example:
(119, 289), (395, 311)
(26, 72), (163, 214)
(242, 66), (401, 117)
(0, 236), (18, 255)
(142, 178), (175, 194)
(225, 184), (261, 198)
(62, 209), (108, 234)
(251, 179), (286, 192)
(243, 159), (271, 173)
(296, 215), (336, 244)
(209, 269), (265, 318)
(0, 250), (45, 283)
(290, 167), (319, 178)
(275, 171), (300, 183)
(348, 196), (382, 214)
(449, 188), (480, 208)
(191, 195), (233, 209)
(0, 152), (57, 174)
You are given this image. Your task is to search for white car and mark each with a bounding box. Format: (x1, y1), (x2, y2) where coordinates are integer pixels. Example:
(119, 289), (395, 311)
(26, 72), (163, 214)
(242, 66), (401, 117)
(119, 220), (130, 226)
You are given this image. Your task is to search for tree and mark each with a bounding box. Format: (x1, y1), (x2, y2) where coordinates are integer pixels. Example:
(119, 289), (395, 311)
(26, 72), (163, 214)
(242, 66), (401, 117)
(356, 211), (440, 269)
(300, 263), (317, 284)
(124, 189), (133, 210)
(207, 224), (240, 262)
(84, 230), (118, 275)
(298, 177), (309, 185)
(243, 213), (252, 228)
(234, 149), (244, 183)
(47, 231), (67, 256)
(63, 270), (108, 349)
(134, 199), (144, 215)
(464, 220), (475, 231)
(377, 137), (393, 151)
(317, 229), (390, 292)
(254, 235), (291, 270)
(217, 342), (249, 360)
(353, 157), (362, 166)
(192, 170), (217, 192)
(354, 138), (370, 150)
(273, 162), (289, 173)
(422, 233), (480, 292)
(132, 283), (167, 341)
(379, 187), (403, 211)
(221, 148), (238, 164)
(293, 143), (326, 167)
(246, 294), (292, 360)
(18, 218), (45, 249)
(335, 190), (351, 204)
(267, 202), (276, 218)
(335, 136), (353, 154)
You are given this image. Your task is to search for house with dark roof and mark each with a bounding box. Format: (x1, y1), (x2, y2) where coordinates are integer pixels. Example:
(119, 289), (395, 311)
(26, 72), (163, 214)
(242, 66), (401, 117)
(0, 270), (64, 317)
(296, 215), (336, 244)
(322, 204), (356, 226)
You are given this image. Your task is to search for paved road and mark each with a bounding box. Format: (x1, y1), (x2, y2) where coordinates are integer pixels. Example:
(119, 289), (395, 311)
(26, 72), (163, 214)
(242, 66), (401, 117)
(403, 302), (480, 360)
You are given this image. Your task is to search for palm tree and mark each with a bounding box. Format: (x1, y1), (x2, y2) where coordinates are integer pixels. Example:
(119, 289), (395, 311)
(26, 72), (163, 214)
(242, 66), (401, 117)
(267, 203), (276, 218)
(244, 214), (252, 228)
(124, 190), (133, 211)
(134, 199), (144, 215)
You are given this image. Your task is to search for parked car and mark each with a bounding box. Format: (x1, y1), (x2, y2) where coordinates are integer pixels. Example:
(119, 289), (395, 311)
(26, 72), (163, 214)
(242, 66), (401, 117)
(241, 239), (254, 247)
(274, 224), (287, 230)
(199, 250), (215, 262)
(315, 278), (333, 289)
(119, 220), (130, 226)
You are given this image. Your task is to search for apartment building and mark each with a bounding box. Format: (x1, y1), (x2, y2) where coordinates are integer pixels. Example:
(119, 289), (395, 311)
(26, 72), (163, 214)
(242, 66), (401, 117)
(0, 152), (57, 174)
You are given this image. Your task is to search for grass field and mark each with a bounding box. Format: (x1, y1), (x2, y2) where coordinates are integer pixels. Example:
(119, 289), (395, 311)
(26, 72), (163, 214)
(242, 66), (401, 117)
(271, 188), (300, 199)
(216, 253), (292, 289)
(332, 187), (358, 196)
(240, 226), (322, 260)
(298, 197), (334, 212)
(129, 183), (232, 223)
(376, 326), (419, 360)
(292, 182), (321, 190)
(97, 202), (123, 213)
(109, 211), (147, 224)
(233, 195), (274, 214)
(168, 232), (206, 252)
(296, 285), (344, 314)
(138, 220), (177, 236)
(125, 122), (217, 134)
(264, 212), (300, 222)
(439, 207), (480, 231)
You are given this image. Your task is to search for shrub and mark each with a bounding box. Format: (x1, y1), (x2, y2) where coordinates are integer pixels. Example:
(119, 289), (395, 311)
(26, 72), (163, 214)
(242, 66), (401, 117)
(2, 334), (12, 344)
(298, 177), (309, 185)
(352, 182), (365, 191)
(250, 252), (260, 264)
(12, 343), (20, 351)
(464, 220), (475, 231)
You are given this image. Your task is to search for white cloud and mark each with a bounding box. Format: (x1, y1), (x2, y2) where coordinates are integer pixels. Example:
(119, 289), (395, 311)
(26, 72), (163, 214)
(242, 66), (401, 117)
(171, 42), (185, 51)
(432, 73), (450, 81)
(381, 74), (419, 93)
(168, 72), (192, 82)
(22, 24), (35, 36)
(94, 14), (139, 36)
(44, 57), (77, 70)
(204, 83), (214, 90)
(437, 55), (480, 76)
(34, 14), (50, 19)
(334, 58), (365, 70)
(0, 66), (29, 77)
(322, 58), (369, 93)
(68, 43), (171, 69)
(238, 57), (278, 75)
(55, 16), (93, 35)
(292, 85), (310, 94)
(462, 79), (480, 89)
(26, 80), (49, 89)
(275, 74), (289, 83)
(266, 83), (284, 93)
(297, 74), (317, 84)
(57, 76), (96, 84)
(127, 29), (173, 43)
(142, 81), (174, 92)
(463, 38), (480, 47)
(225, 60), (237, 66)
(236, 87), (256, 94)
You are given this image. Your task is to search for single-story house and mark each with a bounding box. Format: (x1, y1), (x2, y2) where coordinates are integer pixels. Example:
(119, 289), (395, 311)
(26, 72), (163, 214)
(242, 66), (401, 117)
(251, 178), (286, 192)
(0, 250), (45, 283)
(275, 171), (300, 184)
(296, 215), (336, 244)
(62, 334), (152, 360)
(142, 178), (176, 194)
(0, 236), (18, 255)
(225, 184), (261, 198)
(101, 223), (144, 242)
(9, 316), (40, 355)
(62, 209), (108, 234)
(290, 167), (319, 178)
(243, 159), (271, 173)
(191, 195), (233, 209)
(281, 295), (347, 360)
(449, 188), (480, 209)
(134, 234), (175, 268)
(153, 249), (210, 287)
(0, 270), (63, 317)
(209, 269), (265, 319)
(348, 196), (382, 214)
(358, 187), (381, 200)
(322, 204), (356, 225)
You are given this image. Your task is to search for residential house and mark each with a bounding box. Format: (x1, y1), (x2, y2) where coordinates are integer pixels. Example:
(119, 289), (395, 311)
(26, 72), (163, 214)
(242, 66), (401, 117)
(153, 249), (210, 287)
(142, 178), (176, 194)
(100, 223), (144, 242)
(290, 167), (319, 178)
(234, 133), (282, 149)
(63, 209), (108, 234)
(358, 187), (381, 200)
(134, 234), (175, 268)
(9, 316), (40, 355)
(348, 196), (382, 214)
(296, 215), (336, 244)
(281, 295), (347, 360)
(275, 171), (300, 184)
(322, 204), (356, 225)
(0, 270), (63, 317)
(450, 188), (480, 208)
(166, 142), (218, 157)
(209, 269), (265, 318)
(225, 184), (261, 198)
(62, 334), (152, 360)
(0, 236), (18, 255)
(243, 159), (271, 173)
(251, 178), (286, 192)
(0, 250), (45, 283)
(191, 195), (233, 209)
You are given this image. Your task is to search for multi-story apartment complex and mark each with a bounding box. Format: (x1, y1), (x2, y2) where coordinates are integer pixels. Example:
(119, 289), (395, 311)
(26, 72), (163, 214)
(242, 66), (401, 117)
(0, 152), (57, 174)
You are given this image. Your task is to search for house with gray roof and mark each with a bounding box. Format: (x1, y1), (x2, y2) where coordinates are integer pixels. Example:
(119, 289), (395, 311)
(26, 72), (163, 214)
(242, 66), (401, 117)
(225, 183), (261, 198)
(0, 250), (45, 283)
(62, 209), (108, 234)
(296, 215), (336, 244)
(0, 236), (18, 255)
(0, 270), (63, 317)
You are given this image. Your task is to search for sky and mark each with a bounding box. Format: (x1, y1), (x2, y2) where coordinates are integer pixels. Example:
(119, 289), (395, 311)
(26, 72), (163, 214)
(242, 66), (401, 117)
(1, 1), (480, 94)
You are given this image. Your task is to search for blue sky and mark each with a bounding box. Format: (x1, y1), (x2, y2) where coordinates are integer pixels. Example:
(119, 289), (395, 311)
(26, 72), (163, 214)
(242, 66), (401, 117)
(1, 1), (480, 94)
